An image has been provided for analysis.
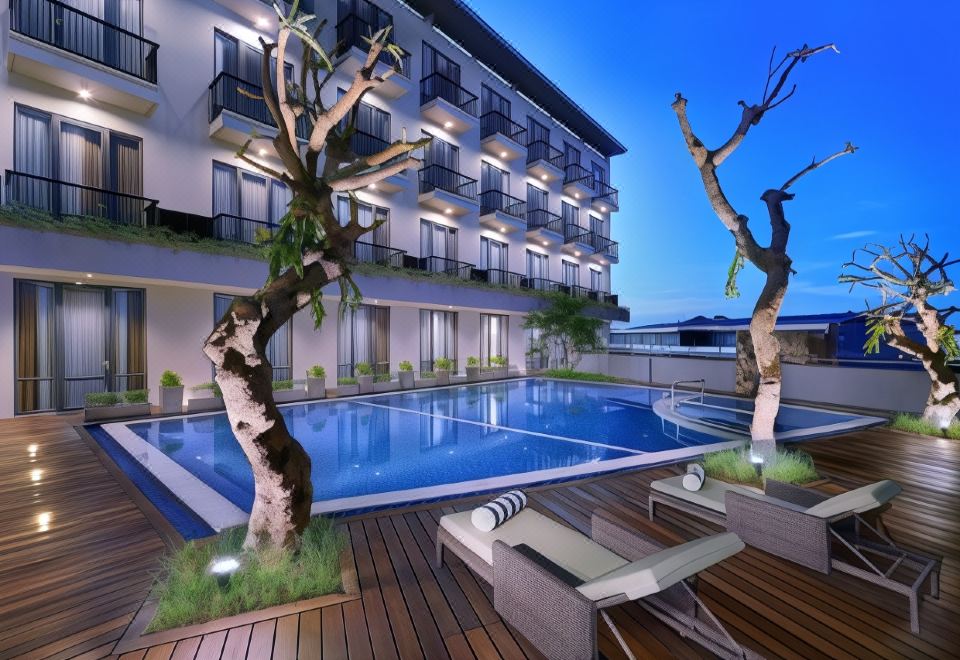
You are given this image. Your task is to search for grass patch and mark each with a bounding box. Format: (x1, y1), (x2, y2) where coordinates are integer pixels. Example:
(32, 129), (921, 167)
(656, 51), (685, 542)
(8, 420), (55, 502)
(148, 517), (344, 632)
(542, 368), (619, 383)
(703, 448), (820, 487)
(890, 412), (960, 439)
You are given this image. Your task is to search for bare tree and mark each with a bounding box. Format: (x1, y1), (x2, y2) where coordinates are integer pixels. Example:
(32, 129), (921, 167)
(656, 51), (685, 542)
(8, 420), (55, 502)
(202, 2), (430, 551)
(671, 44), (856, 447)
(840, 236), (960, 427)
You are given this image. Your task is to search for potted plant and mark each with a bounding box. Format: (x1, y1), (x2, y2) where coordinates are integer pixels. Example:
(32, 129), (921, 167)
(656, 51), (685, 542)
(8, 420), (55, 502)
(398, 360), (415, 389)
(490, 355), (508, 378)
(355, 362), (375, 394)
(465, 356), (480, 381)
(272, 379), (304, 403)
(84, 389), (152, 422)
(337, 376), (360, 397)
(187, 382), (225, 412)
(306, 365), (326, 399)
(434, 357), (453, 385)
(417, 370), (437, 388)
(373, 372), (399, 393)
(159, 370), (184, 415)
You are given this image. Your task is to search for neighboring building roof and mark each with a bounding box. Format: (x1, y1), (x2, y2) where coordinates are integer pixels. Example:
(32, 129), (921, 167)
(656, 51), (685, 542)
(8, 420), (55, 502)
(402, 0), (627, 158)
(616, 312), (863, 334)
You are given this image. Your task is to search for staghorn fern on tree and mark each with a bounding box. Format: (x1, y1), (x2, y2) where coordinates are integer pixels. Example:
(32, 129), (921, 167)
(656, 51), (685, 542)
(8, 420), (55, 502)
(840, 235), (960, 428)
(202, 1), (430, 551)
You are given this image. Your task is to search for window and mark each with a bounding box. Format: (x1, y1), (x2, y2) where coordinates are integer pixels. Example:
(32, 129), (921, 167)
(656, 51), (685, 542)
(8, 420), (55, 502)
(591, 160), (607, 187)
(526, 250), (549, 288)
(338, 304), (390, 378)
(527, 117), (550, 145)
(525, 327), (547, 369)
(420, 219), (458, 271)
(481, 161), (509, 194)
(11, 105), (143, 223)
(563, 141), (580, 167)
(589, 214), (606, 238)
(480, 314), (508, 366)
(527, 183), (548, 211)
(214, 294), (292, 380)
(337, 196), (389, 256)
(212, 162), (291, 242)
(422, 42), (461, 83)
(480, 236), (509, 284)
(420, 309), (458, 372)
(561, 201), (579, 227)
(215, 29), (290, 84)
(15, 280), (145, 413)
(337, 88), (391, 154)
(590, 267), (605, 292)
(423, 131), (459, 170)
(562, 260), (580, 287)
(481, 85), (511, 116)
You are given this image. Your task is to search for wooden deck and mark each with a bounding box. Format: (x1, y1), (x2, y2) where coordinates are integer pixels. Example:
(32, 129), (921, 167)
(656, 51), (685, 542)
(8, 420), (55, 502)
(0, 415), (957, 659)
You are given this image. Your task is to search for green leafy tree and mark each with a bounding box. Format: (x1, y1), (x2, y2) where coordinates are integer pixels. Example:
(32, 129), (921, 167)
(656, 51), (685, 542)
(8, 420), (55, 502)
(840, 235), (960, 427)
(202, 1), (430, 551)
(523, 294), (604, 369)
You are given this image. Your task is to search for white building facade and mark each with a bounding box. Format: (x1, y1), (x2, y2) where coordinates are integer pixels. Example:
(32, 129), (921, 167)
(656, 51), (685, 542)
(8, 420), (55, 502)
(0, 0), (627, 417)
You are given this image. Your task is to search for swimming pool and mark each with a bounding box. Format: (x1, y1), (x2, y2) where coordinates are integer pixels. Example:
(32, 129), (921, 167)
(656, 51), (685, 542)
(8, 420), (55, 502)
(91, 378), (880, 539)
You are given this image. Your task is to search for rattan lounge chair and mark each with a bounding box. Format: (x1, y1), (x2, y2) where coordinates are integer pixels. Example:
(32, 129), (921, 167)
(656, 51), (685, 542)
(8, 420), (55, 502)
(436, 508), (760, 660)
(649, 476), (941, 633)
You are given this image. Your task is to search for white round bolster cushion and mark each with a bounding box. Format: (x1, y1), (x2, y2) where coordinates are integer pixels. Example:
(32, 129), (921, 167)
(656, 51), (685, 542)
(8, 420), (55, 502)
(682, 463), (705, 491)
(471, 490), (528, 532)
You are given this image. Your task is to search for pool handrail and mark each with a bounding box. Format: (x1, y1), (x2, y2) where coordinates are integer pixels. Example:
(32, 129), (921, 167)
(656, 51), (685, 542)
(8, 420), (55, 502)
(670, 379), (705, 409)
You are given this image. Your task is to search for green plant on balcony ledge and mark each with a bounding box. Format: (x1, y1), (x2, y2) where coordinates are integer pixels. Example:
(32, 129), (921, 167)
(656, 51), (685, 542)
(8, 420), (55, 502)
(398, 360), (413, 371)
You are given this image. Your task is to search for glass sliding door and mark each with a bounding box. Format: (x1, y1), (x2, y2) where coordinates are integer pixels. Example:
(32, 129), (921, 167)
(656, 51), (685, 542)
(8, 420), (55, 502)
(59, 121), (103, 218)
(111, 288), (145, 392)
(526, 249), (549, 289)
(337, 305), (390, 378)
(14, 281), (56, 414)
(480, 236), (508, 284)
(480, 314), (508, 366)
(562, 260), (579, 287)
(61, 284), (108, 410)
(420, 309), (457, 372)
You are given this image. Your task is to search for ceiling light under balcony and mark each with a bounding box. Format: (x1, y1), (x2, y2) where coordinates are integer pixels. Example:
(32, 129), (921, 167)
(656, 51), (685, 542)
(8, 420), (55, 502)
(255, 16), (269, 28)
(85, 273), (92, 278)
(540, 174), (548, 181)
(499, 151), (508, 158)
(542, 241), (548, 246)
(601, 206), (607, 212)
(574, 251), (581, 257)
(444, 208), (452, 215)
(258, 148), (268, 156)
(368, 183), (376, 190)
(499, 227), (506, 233)
(443, 121), (454, 129)
(574, 193), (580, 199)
(78, 89), (91, 100)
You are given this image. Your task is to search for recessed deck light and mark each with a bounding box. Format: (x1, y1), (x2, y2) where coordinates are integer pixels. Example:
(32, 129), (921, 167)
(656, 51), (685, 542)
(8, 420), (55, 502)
(208, 556), (241, 587)
(443, 121), (454, 129)
(78, 89), (91, 100)
(37, 512), (51, 532)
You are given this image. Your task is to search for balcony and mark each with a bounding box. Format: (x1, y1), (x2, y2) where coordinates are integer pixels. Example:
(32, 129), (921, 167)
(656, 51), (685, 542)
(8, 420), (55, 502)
(480, 112), (527, 161)
(212, 213), (278, 244)
(418, 255), (474, 280)
(350, 130), (410, 194)
(563, 164), (595, 201)
(589, 233), (620, 264)
(208, 72), (310, 150)
(354, 240), (406, 267)
(526, 141), (565, 183)
(334, 12), (412, 99)
(8, 0), (160, 114)
(561, 223), (596, 258)
(592, 180), (619, 213)
(420, 73), (479, 134)
(525, 208), (564, 247)
(417, 164), (479, 216)
(476, 269), (524, 288)
(521, 278), (567, 294)
(3, 170), (158, 226)
(479, 190), (526, 234)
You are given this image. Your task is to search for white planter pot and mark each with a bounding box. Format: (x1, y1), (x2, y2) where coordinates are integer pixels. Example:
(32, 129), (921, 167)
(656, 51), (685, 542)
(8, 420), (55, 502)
(160, 386), (183, 415)
(435, 370), (450, 386)
(358, 375), (375, 394)
(373, 379), (400, 393)
(416, 378), (437, 389)
(84, 402), (152, 422)
(398, 371), (415, 389)
(273, 388), (304, 403)
(186, 394), (225, 413)
(337, 384), (360, 397)
(306, 376), (326, 399)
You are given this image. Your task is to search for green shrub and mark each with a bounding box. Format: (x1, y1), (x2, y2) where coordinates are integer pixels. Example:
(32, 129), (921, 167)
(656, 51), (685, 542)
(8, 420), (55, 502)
(543, 368), (618, 383)
(703, 450), (760, 485)
(703, 448), (820, 486)
(890, 412), (960, 439)
(374, 373), (391, 383)
(192, 382), (223, 398)
(337, 377), (358, 386)
(420, 371), (436, 379)
(489, 355), (507, 367)
(123, 389), (149, 404)
(354, 362), (373, 376)
(160, 370), (183, 388)
(434, 357), (453, 371)
(85, 391), (121, 407)
(307, 365), (326, 379)
(466, 356), (480, 367)
(398, 360), (413, 371)
(147, 517), (344, 632)
(763, 450), (820, 484)
(272, 379), (294, 391)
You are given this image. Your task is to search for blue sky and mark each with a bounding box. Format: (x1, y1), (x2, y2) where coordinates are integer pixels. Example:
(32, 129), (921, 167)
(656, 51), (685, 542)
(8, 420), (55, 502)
(471, 0), (960, 326)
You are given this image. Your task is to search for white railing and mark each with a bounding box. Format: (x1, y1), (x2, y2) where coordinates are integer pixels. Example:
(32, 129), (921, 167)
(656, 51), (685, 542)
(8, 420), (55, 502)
(670, 378), (705, 410)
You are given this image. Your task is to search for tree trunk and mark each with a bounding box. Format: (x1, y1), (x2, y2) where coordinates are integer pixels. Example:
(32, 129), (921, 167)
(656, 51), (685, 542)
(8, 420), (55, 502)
(916, 349), (960, 429)
(749, 263), (790, 445)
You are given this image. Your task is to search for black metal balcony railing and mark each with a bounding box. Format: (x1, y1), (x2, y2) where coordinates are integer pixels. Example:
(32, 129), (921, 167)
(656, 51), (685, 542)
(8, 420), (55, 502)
(568, 284), (597, 300)
(4, 170), (158, 226)
(603, 293), (619, 306)
(418, 164), (478, 200)
(563, 223), (593, 245)
(420, 72), (478, 117)
(593, 180), (619, 208)
(526, 140), (565, 169)
(213, 213), (278, 244)
(419, 256), (474, 280)
(526, 208), (563, 234)
(564, 163), (595, 188)
(480, 112), (527, 144)
(10, 0), (159, 83)
(481, 269), (523, 288)
(479, 190), (525, 220)
(354, 240), (405, 267)
(349, 129), (391, 157)
(592, 234), (619, 260)
(209, 72), (310, 140)
(336, 12), (411, 75)
(521, 277), (567, 294)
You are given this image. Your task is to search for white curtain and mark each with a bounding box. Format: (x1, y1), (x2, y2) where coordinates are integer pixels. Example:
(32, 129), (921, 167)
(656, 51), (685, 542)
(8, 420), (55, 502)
(62, 286), (106, 409)
(212, 162), (238, 240)
(62, 0), (105, 62)
(59, 122), (102, 217)
(104, 0), (143, 76)
(13, 107), (52, 210)
(239, 171), (267, 243)
(269, 180), (291, 226)
(563, 261), (579, 287)
(110, 135), (142, 225)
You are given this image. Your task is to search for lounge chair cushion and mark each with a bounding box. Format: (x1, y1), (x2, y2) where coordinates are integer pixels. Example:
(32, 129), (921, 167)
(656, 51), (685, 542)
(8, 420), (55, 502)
(577, 532), (745, 601)
(650, 475), (759, 514)
(804, 480), (901, 519)
(440, 509), (627, 581)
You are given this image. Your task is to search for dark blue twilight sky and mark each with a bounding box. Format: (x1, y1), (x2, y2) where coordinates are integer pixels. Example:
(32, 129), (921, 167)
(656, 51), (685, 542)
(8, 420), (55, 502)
(469, 0), (960, 326)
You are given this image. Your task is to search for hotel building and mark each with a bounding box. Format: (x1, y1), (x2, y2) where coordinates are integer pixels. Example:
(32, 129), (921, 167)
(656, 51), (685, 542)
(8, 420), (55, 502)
(0, 0), (627, 416)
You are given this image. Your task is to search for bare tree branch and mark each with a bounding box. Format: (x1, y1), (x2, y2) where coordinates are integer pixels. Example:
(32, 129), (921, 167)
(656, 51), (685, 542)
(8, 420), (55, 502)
(781, 142), (858, 191)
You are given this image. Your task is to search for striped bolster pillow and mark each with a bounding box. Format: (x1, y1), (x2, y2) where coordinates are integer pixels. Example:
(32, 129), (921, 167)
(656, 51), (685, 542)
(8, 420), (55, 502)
(471, 490), (528, 532)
